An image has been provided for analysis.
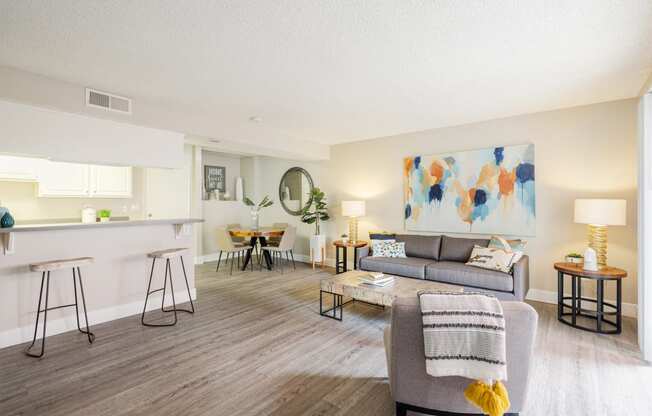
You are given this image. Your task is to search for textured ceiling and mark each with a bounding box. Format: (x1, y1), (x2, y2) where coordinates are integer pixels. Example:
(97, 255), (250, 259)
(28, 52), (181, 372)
(1, 0), (651, 146)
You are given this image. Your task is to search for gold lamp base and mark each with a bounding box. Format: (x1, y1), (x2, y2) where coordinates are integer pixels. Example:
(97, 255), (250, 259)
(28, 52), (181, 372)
(587, 224), (608, 266)
(349, 217), (359, 243)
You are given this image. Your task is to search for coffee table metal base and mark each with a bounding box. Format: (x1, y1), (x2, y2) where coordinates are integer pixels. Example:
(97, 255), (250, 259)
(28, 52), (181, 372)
(319, 290), (384, 321)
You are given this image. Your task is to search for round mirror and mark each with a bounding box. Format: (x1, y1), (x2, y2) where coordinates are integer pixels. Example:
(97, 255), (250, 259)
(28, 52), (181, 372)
(279, 167), (314, 216)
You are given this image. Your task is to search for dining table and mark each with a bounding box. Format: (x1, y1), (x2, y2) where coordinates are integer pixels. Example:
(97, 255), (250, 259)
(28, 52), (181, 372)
(228, 227), (285, 271)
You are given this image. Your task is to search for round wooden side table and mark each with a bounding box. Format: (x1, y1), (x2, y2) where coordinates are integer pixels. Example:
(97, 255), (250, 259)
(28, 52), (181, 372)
(333, 240), (368, 274)
(554, 262), (626, 334)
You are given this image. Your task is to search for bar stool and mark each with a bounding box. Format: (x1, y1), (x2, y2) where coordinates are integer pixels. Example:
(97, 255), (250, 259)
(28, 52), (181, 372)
(141, 248), (195, 327)
(26, 257), (95, 358)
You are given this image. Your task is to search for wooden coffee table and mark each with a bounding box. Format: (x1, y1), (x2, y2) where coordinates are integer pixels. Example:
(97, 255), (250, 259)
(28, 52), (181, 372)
(319, 270), (462, 321)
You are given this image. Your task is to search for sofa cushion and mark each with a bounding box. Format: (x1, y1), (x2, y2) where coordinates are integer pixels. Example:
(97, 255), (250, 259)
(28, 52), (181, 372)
(425, 261), (513, 292)
(440, 236), (490, 262)
(360, 256), (432, 279)
(395, 234), (442, 260)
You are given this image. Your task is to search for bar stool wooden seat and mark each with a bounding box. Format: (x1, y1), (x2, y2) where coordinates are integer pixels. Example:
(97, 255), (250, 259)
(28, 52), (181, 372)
(141, 247), (195, 327)
(26, 257), (95, 358)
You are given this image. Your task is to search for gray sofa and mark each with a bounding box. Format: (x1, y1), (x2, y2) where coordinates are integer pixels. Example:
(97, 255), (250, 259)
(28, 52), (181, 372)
(386, 296), (538, 415)
(357, 234), (529, 301)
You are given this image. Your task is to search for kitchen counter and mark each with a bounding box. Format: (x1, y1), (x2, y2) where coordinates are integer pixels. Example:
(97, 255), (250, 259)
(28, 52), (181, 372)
(0, 218), (203, 255)
(0, 218), (203, 233)
(0, 216), (202, 349)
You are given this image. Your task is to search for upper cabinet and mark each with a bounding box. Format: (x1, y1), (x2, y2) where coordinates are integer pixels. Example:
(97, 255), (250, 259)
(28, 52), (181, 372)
(0, 155), (39, 182)
(0, 155), (133, 198)
(90, 165), (133, 198)
(37, 161), (91, 197)
(37, 161), (132, 198)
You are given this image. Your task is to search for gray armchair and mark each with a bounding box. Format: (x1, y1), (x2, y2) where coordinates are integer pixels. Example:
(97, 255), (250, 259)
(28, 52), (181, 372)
(385, 297), (538, 415)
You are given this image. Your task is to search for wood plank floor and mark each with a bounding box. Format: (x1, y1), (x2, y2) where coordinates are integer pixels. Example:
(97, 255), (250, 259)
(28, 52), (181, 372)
(0, 261), (649, 416)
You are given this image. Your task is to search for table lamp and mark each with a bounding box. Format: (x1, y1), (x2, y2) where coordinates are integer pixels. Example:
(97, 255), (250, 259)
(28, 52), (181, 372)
(341, 201), (365, 243)
(574, 199), (626, 266)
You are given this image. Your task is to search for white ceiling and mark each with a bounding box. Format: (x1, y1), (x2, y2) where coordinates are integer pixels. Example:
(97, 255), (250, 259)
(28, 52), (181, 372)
(1, 1), (651, 146)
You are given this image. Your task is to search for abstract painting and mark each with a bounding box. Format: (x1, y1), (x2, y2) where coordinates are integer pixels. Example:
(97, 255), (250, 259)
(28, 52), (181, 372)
(403, 144), (535, 236)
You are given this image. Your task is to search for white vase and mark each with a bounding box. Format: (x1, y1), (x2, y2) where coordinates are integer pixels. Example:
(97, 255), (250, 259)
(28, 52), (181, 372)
(235, 177), (244, 202)
(251, 209), (260, 230)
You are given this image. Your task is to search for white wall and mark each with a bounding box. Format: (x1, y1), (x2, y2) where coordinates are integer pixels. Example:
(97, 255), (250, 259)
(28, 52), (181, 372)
(0, 99), (184, 168)
(0, 223), (195, 348)
(639, 93), (652, 359)
(323, 99), (639, 305)
(0, 66), (330, 161)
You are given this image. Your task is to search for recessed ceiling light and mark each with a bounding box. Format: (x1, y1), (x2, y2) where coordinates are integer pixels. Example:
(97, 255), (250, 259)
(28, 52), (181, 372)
(249, 116), (262, 122)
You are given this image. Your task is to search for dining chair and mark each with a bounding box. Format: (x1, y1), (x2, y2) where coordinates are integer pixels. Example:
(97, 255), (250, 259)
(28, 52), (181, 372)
(267, 222), (289, 247)
(216, 228), (250, 275)
(227, 223), (259, 262)
(261, 225), (296, 273)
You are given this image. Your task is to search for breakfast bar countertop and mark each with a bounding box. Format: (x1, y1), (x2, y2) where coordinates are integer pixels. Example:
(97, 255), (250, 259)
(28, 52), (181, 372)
(0, 218), (203, 233)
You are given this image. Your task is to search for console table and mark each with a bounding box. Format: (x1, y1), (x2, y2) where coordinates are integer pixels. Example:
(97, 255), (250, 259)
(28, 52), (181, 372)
(554, 262), (626, 334)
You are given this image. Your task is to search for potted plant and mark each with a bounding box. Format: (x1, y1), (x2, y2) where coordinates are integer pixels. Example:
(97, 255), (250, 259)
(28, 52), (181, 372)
(300, 187), (330, 235)
(341, 233), (349, 244)
(98, 209), (112, 223)
(243, 195), (273, 229)
(565, 252), (583, 264)
(301, 188), (330, 266)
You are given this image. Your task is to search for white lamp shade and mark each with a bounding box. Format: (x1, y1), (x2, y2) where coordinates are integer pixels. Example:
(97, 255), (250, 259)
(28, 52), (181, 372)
(574, 199), (626, 226)
(341, 200), (366, 217)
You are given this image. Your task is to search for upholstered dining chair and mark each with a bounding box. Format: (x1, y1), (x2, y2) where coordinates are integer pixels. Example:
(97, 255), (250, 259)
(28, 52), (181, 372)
(267, 222), (289, 248)
(227, 222), (259, 261)
(261, 225), (296, 273)
(216, 227), (250, 274)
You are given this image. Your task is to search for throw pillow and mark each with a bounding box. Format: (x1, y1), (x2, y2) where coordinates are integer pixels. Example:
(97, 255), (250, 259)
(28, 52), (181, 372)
(466, 245), (516, 273)
(371, 239), (395, 256)
(488, 236), (526, 266)
(488, 236), (527, 251)
(374, 241), (407, 258)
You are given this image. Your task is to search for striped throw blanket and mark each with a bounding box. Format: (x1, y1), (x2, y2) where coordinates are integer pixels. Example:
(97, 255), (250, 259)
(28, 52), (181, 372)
(419, 291), (510, 416)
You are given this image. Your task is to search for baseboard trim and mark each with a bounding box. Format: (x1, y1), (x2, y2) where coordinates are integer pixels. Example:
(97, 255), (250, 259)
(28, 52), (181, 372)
(196, 251), (344, 268)
(526, 288), (637, 318)
(0, 288), (197, 349)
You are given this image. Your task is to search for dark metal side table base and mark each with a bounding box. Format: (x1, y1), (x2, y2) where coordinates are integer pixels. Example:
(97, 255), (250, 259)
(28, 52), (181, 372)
(555, 262), (625, 335)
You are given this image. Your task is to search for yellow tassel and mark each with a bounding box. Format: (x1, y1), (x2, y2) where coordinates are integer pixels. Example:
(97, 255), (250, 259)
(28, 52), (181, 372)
(464, 380), (510, 416)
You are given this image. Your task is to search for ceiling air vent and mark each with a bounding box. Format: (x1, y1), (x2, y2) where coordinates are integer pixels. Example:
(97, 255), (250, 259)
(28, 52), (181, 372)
(85, 88), (132, 114)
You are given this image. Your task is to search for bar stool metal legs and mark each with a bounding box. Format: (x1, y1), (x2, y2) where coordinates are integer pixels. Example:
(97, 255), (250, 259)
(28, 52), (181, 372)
(25, 264), (95, 358)
(141, 254), (194, 327)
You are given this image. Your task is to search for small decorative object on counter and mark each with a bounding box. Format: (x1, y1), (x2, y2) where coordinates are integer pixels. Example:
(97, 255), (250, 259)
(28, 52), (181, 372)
(583, 247), (598, 271)
(341, 234), (349, 244)
(1, 210), (15, 228)
(565, 252), (583, 264)
(81, 205), (97, 224)
(0, 200), (7, 219)
(98, 209), (112, 223)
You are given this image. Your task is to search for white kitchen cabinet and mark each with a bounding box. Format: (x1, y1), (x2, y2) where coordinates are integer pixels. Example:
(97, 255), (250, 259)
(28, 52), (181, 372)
(0, 155), (39, 182)
(37, 161), (90, 197)
(90, 166), (132, 198)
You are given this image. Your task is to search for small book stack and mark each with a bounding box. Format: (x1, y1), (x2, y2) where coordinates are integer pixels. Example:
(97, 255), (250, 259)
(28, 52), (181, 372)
(359, 272), (394, 287)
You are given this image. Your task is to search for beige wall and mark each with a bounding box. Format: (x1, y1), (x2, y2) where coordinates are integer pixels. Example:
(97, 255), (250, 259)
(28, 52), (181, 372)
(0, 168), (145, 222)
(323, 99), (639, 304)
